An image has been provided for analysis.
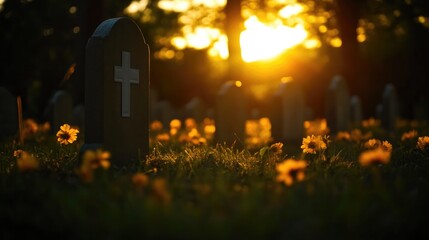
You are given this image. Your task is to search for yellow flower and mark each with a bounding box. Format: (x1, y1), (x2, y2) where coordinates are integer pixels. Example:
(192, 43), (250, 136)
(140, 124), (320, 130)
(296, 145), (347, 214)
(56, 124), (79, 145)
(150, 121), (163, 131)
(401, 130), (418, 141)
(78, 149), (111, 182)
(301, 135), (327, 154)
(170, 128), (178, 136)
(270, 142), (283, 155)
(364, 139), (392, 152)
(276, 159), (307, 186)
(364, 138), (381, 149)
(417, 136), (429, 151)
(185, 118), (197, 131)
(156, 133), (170, 142)
(14, 150), (39, 172)
(304, 118), (330, 136)
(350, 129), (372, 142)
(381, 140), (393, 152)
(204, 124), (216, 137)
(132, 173), (149, 187)
(336, 131), (351, 141)
(359, 148), (391, 167)
(188, 128), (200, 139)
(362, 118), (380, 128)
(170, 119), (181, 130)
(22, 119), (39, 139)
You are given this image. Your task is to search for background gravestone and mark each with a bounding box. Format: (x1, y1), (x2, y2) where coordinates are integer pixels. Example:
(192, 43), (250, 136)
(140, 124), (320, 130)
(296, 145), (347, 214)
(72, 104), (85, 133)
(381, 83), (399, 131)
(375, 104), (383, 120)
(325, 75), (350, 134)
(153, 100), (182, 127)
(45, 90), (73, 133)
(0, 87), (18, 140)
(215, 81), (246, 145)
(350, 95), (363, 126)
(271, 80), (305, 143)
(185, 97), (205, 123)
(84, 17), (149, 164)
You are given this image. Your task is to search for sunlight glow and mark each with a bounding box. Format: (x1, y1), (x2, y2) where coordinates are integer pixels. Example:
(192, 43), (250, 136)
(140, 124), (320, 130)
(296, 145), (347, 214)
(303, 38), (321, 49)
(330, 37), (342, 48)
(158, 0), (191, 12)
(240, 16), (308, 62)
(124, 0), (337, 61)
(125, 0), (149, 14)
(171, 36), (187, 50)
(184, 27), (220, 50)
(278, 4), (304, 19)
(208, 34), (229, 60)
(281, 76), (293, 83)
(0, 0), (4, 12)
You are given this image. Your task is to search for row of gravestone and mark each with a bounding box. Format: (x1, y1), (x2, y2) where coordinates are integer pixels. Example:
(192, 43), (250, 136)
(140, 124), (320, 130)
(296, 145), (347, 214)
(0, 17), (400, 166)
(0, 77), (397, 141)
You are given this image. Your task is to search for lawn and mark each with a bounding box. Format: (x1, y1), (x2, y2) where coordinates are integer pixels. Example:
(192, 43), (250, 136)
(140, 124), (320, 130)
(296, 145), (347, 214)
(1, 119), (429, 239)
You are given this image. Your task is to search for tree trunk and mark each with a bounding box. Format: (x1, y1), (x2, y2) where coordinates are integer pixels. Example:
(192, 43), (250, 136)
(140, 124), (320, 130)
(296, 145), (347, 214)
(224, 0), (243, 81)
(335, 0), (363, 95)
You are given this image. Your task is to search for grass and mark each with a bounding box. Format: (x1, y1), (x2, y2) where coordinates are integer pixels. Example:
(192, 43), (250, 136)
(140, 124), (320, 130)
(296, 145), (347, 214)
(1, 121), (429, 239)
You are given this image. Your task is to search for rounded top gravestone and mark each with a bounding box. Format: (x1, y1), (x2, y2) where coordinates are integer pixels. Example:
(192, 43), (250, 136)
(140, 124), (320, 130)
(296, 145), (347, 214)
(215, 81), (246, 145)
(326, 75), (350, 134)
(84, 17), (150, 165)
(271, 79), (305, 143)
(0, 87), (18, 140)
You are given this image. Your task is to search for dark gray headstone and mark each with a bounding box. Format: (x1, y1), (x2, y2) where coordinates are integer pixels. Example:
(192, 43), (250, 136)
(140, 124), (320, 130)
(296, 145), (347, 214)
(375, 104), (383, 120)
(72, 104), (85, 133)
(350, 95), (363, 126)
(271, 80), (305, 142)
(153, 100), (179, 127)
(215, 81), (246, 145)
(185, 97), (205, 122)
(84, 17), (149, 164)
(0, 87), (18, 139)
(413, 95), (429, 120)
(326, 75), (350, 134)
(45, 90), (73, 133)
(381, 84), (399, 131)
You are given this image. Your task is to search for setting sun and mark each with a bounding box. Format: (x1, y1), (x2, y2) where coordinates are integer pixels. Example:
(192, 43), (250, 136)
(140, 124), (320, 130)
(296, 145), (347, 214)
(124, 0), (326, 62)
(240, 16), (308, 62)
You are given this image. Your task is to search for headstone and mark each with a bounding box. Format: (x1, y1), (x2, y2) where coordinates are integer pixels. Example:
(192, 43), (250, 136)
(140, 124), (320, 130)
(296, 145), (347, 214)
(83, 17), (149, 164)
(72, 104), (85, 133)
(325, 75), (350, 134)
(205, 108), (215, 119)
(413, 95), (429, 120)
(45, 90), (73, 133)
(375, 104), (383, 120)
(350, 95), (363, 126)
(0, 87), (18, 139)
(215, 81), (246, 145)
(153, 100), (179, 127)
(381, 83), (399, 131)
(304, 107), (314, 121)
(185, 97), (205, 122)
(271, 80), (305, 143)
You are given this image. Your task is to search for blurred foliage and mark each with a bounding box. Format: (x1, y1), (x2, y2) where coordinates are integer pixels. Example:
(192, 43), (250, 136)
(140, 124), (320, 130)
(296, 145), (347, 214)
(0, 0), (429, 119)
